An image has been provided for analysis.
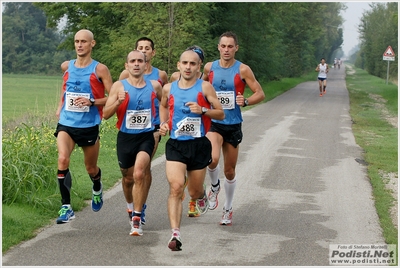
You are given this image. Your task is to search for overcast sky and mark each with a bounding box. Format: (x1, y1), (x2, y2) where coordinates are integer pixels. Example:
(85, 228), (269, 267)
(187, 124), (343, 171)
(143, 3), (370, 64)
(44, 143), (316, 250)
(341, 2), (373, 56)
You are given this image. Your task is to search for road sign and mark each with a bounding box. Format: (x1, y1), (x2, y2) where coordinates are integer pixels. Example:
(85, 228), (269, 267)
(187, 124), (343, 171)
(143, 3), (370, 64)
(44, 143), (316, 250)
(382, 46), (395, 85)
(383, 56), (395, 61)
(383, 46), (395, 57)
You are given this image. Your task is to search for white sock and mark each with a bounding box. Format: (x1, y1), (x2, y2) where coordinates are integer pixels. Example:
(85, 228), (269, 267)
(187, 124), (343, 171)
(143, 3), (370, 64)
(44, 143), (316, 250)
(127, 203), (133, 211)
(224, 176), (236, 210)
(208, 165), (220, 190)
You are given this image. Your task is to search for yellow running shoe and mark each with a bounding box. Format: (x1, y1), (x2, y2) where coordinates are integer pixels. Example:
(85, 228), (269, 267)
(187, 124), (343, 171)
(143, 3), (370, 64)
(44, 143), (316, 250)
(187, 200), (200, 217)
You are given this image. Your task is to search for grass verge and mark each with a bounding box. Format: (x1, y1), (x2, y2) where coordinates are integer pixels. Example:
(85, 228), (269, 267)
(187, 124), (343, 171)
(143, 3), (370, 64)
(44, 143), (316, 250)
(345, 64), (398, 248)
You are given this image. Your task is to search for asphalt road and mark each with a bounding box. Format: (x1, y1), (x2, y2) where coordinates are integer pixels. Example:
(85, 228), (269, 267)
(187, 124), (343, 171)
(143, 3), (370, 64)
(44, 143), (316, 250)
(3, 65), (385, 266)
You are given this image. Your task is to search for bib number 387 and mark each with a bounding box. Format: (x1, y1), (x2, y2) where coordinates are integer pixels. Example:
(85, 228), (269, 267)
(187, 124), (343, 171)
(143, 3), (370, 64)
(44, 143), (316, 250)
(125, 109), (151, 129)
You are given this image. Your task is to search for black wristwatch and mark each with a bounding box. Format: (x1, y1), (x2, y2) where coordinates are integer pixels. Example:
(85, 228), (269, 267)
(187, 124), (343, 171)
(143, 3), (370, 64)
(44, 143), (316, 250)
(90, 98), (95, 106)
(243, 98), (249, 107)
(201, 107), (208, 115)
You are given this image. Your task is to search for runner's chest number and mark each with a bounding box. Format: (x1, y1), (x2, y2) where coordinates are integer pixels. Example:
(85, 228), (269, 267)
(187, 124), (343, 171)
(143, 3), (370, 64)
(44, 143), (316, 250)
(217, 91), (235, 109)
(65, 92), (90, 112)
(125, 109), (151, 129)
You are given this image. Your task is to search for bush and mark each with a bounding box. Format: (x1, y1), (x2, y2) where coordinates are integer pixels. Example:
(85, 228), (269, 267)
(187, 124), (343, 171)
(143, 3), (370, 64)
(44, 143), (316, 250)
(2, 123), (59, 209)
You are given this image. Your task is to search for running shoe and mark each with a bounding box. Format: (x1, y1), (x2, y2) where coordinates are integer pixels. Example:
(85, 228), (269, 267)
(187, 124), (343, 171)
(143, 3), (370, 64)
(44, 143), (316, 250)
(91, 183), (103, 212)
(196, 192), (209, 214)
(56, 205), (75, 224)
(323, 90), (326, 94)
(187, 200), (200, 217)
(208, 185), (220, 210)
(319, 93), (323, 97)
(168, 232), (182, 251)
(130, 216), (143, 236)
(220, 207), (233, 226)
(141, 204), (147, 225)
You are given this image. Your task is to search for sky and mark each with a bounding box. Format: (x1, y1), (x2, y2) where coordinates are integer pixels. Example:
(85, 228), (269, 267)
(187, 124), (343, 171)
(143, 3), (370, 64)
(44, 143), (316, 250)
(341, 2), (373, 56)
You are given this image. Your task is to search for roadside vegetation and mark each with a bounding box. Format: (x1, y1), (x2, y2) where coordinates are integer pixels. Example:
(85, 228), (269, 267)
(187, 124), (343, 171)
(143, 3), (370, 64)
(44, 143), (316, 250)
(345, 64), (398, 248)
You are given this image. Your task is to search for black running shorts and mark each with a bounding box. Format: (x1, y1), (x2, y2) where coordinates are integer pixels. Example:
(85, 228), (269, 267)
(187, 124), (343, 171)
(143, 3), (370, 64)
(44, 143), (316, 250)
(117, 131), (155, 169)
(165, 136), (212, 171)
(54, 123), (99, 147)
(208, 122), (243, 148)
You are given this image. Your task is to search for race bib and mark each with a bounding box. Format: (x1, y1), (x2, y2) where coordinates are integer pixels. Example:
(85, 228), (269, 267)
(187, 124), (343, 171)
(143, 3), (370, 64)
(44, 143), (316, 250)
(217, 91), (235, 110)
(65, 92), (90, 112)
(125, 109), (152, 129)
(175, 117), (201, 138)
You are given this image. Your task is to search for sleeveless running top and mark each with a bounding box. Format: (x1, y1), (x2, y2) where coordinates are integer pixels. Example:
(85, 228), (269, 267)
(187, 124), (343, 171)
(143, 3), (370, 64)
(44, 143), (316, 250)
(116, 79), (157, 134)
(144, 66), (163, 126)
(208, 60), (246, 125)
(168, 79), (211, 141)
(59, 59), (105, 128)
(318, 63), (328, 78)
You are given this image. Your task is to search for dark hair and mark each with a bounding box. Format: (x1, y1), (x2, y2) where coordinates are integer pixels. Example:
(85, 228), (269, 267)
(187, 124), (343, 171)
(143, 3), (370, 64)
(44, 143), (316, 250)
(219, 31), (238, 46)
(186, 45), (205, 62)
(320, 58), (325, 61)
(135, 37), (155, 50)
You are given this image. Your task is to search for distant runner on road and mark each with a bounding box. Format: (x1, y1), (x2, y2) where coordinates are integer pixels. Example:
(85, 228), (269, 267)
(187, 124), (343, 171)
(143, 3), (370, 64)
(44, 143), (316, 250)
(316, 58), (329, 97)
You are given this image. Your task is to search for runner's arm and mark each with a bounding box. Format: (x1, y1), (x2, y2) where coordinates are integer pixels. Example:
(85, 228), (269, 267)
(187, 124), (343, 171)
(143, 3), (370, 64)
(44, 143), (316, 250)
(201, 81), (225, 120)
(56, 61), (70, 118)
(239, 64), (265, 106)
(159, 84), (171, 136)
(103, 81), (125, 120)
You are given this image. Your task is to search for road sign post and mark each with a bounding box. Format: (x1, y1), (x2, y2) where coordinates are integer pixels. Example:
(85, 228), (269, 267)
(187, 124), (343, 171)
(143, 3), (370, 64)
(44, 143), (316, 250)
(383, 46), (395, 85)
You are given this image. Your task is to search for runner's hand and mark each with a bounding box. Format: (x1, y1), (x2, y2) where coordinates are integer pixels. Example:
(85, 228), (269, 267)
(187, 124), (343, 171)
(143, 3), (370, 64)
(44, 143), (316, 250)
(186, 102), (202, 114)
(236, 92), (245, 106)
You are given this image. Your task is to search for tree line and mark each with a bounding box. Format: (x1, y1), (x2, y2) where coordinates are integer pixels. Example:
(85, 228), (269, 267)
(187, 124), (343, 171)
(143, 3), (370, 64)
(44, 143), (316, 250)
(3, 2), (345, 81)
(353, 2), (398, 80)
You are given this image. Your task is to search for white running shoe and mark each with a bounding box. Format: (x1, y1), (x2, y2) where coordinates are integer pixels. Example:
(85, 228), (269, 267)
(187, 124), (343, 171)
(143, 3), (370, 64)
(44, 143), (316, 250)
(220, 207), (233, 226)
(168, 232), (182, 251)
(130, 216), (143, 236)
(208, 185), (220, 210)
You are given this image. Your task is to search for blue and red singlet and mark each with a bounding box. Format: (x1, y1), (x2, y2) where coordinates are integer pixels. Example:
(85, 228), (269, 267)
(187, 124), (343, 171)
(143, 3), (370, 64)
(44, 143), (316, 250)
(168, 79), (211, 141)
(59, 60), (105, 128)
(208, 60), (246, 125)
(116, 79), (157, 134)
(144, 66), (164, 126)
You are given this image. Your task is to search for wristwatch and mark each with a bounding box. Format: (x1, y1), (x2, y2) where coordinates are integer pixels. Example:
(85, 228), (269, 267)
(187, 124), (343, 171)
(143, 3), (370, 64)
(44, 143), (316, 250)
(90, 98), (95, 106)
(243, 98), (249, 107)
(201, 107), (208, 115)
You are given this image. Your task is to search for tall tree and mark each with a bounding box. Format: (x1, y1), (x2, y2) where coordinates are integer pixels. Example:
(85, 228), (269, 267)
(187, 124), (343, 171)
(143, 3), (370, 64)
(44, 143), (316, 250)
(357, 2), (398, 79)
(35, 2), (216, 79)
(2, 2), (72, 74)
(28, 3), (346, 81)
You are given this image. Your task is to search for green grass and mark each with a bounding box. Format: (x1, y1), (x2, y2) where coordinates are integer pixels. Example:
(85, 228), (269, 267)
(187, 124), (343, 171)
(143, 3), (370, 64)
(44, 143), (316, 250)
(2, 74), (62, 128)
(345, 64), (398, 248)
